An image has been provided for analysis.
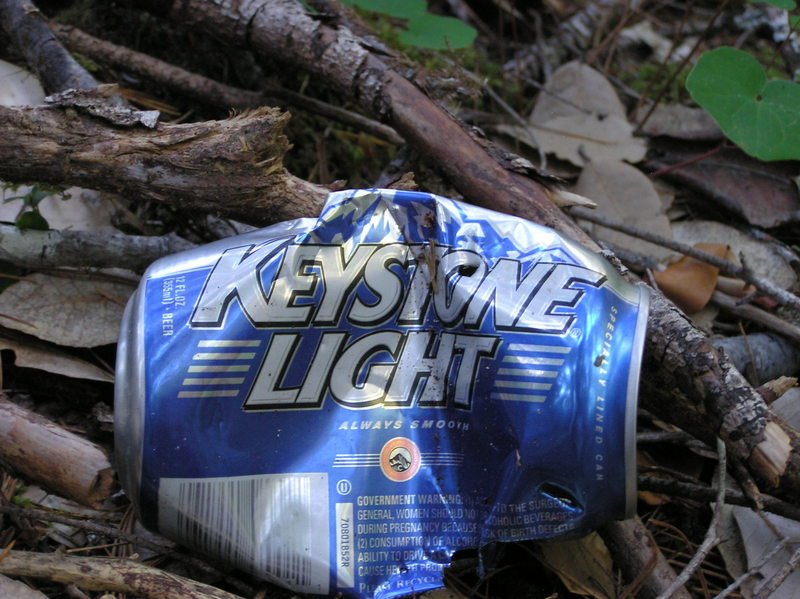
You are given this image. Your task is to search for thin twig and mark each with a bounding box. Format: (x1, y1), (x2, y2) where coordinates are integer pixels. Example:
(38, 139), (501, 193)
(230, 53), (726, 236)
(752, 544), (800, 599)
(711, 290), (800, 343)
(637, 431), (716, 455)
(634, 0), (694, 114)
(634, 0), (732, 134)
(570, 206), (800, 311)
(456, 66), (547, 169)
(647, 144), (725, 178)
(714, 541), (789, 599)
(637, 477), (800, 522)
(51, 22), (404, 145)
(655, 438), (727, 599)
(0, 503), (254, 596)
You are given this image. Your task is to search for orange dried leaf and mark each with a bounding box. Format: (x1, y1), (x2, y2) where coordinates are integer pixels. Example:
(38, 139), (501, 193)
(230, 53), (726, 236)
(653, 243), (729, 313)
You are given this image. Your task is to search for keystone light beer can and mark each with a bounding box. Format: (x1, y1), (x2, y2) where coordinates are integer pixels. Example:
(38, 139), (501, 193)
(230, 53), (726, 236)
(116, 189), (649, 599)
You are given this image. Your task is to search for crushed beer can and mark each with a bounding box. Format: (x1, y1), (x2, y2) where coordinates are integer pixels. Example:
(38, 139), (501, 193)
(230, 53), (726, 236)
(116, 188), (649, 598)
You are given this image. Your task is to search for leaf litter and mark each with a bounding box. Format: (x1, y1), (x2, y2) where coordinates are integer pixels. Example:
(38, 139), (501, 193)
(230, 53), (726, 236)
(4, 2), (800, 599)
(0, 273), (132, 348)
(497, 60), (646, 166)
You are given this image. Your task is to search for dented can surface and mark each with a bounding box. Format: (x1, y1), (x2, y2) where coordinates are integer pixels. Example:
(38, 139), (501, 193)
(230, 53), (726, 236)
(116, 189), (649, 598)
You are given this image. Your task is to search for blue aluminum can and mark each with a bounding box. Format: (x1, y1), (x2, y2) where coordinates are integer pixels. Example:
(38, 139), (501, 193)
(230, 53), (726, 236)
(116, 189), (649, 598)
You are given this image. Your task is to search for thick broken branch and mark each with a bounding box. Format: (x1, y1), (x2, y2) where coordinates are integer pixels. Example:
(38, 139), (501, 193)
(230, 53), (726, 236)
(0, 0), (97, 93)
(0, 225), (195, 272)
(0, 551), (244, 599)
(0, 104), (327, 225)
(154, 0), (800, 498)
(0, 395), (113, 507)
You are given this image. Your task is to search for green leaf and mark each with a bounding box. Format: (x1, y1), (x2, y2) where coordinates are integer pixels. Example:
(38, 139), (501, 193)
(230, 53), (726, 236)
(342, 0), (426, 18)
(746, 0), (796, 8)
(15, 209), (49, 231)
(687, 47), (800, 160)
(399, 13), (477, 49)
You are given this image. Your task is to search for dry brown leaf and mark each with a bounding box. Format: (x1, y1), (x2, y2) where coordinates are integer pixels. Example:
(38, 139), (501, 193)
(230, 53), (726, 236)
(573, 159), (673, 260)
(0, 273), (133, 347)
(0, 574), (48, 599)
(671, 221), (798, 290)
(525, 60), (646, 166)
(652, 243), (730, 314)
(0, 337), (113, 382)
(536, 532), (616, 599)
(633, 103), (722, 140)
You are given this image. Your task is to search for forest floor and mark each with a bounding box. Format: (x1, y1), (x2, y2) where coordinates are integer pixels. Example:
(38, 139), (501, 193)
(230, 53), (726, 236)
(2, 1), (800, 598)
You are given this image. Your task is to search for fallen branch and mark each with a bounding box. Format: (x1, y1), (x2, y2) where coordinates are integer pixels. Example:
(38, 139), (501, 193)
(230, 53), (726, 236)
(0, 503), (254, 596)
(0, 104), (327, 226)
(711, 290), (800, 343)
(0, 0), (97, 93)
(600, 517), (691, 599)
(711, 333), (800, 386)
(0, 395), (113, 507)
(0, 550), (245, 599)
(50, 22), (404, 145)
(0, 225), (195, 272)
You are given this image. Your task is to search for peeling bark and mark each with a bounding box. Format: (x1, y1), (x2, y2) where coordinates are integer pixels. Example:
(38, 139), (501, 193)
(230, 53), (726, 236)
(0, 104), (328, 225)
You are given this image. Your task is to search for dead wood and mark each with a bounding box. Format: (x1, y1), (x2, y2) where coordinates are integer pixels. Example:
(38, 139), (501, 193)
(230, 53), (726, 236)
(0, 503), (256, 596)
(49, 22), (404, 145)
(0, 103), (327, 225)
(152, 0), (800, 499)
(0, 550), (245, 599)
(600, 517), (691, 599)
(0, 225), (195, 272)
(0, 0), (97, 93)
(0, 395), (113, 507)
(711, 334), (800, 386)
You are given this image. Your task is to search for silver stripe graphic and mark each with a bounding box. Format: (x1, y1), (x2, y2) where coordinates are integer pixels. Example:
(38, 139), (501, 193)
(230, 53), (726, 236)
(497, 368), (558, 377)
(198, 340), (262, 347)
(178, 390), (240, 398)
(503, 355), (564, 366)
(507, 343), (570, 354)
(491, 392), (546, 403)
(188, 365), (251, 373)
(193, 352), (256, 360)
(182, 377), (246, 385)
(495, 380), (552, 390)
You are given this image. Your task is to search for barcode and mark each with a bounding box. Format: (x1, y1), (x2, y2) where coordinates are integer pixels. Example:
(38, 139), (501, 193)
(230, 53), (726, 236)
(158, 473), (330, 594)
